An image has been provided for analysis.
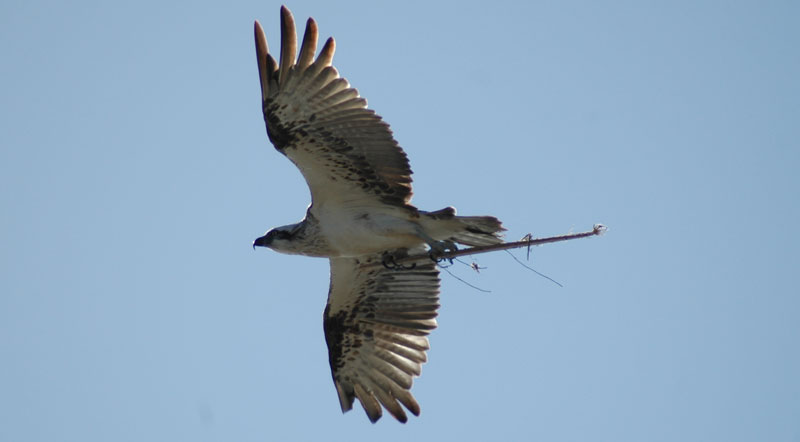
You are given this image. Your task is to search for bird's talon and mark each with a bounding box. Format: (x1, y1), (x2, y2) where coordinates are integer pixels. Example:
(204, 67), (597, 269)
(427, 240), (457, 264)
(382, 252), (416, 270)
(382, 253), (398, 269)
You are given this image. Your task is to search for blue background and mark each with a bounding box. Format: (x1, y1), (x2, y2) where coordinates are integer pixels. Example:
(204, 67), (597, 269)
(2, 1), (798, 440)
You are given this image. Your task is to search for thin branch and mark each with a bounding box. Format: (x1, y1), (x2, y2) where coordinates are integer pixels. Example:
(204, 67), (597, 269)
(368, 224), (607, 268)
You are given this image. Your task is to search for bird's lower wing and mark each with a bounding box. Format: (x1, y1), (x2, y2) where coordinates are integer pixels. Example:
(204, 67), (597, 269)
(323, 248), (440, 423)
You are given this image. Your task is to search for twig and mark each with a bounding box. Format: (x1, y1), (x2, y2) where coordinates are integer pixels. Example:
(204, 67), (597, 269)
(441, 266), (492, 293)
(504, 250), (563, 287)
(368, 224), (607, 268)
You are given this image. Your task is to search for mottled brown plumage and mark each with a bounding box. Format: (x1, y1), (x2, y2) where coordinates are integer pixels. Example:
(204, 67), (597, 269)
(255, 7), (414, 209)
(324, 247), (439, 423)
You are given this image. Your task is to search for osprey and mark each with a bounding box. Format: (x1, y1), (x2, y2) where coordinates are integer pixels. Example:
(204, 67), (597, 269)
(252, 6), (505, 423)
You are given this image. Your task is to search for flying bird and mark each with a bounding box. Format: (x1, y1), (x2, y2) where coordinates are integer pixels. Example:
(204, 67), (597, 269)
(252, 6), (505, 423)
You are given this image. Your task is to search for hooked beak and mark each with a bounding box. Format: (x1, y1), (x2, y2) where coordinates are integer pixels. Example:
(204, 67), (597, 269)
(253, 234), (270, 250)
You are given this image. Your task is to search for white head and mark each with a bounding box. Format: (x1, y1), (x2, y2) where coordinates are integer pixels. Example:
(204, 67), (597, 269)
(253, 222), (303, 255)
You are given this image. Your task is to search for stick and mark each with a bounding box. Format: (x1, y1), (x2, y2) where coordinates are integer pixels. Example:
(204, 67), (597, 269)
(370, 224), (607, 268)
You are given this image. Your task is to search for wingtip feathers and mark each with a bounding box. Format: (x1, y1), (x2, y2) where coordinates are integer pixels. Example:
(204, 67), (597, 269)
(297, 18), (318, 70)
(254, 21), (270, 101)
(255, 6), (339, 97)
(334, 381), (354, 413)
(317, 37), (335, 68)
(278, 5), (297, 84)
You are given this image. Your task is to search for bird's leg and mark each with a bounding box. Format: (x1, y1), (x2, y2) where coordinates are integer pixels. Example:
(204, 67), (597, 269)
(428, 239), (458, 264)
(381, 250), (416, 270)
(413, 227), (458, 263)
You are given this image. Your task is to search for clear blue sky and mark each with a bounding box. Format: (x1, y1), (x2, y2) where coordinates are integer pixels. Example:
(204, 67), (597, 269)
(2, 1), (798, 441)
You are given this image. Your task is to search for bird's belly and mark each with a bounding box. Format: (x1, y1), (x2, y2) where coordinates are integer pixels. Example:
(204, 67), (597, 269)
(317, 210), (423, 257)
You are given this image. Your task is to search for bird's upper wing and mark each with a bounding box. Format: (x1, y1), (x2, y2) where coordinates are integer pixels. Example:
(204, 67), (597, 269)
(324, 248), (440, 423)
(254, 7), (413, 208)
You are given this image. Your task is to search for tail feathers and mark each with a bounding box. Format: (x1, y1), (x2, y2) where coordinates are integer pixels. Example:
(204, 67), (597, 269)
(423, 207), (505, 247)
(450, 215), (505, 247)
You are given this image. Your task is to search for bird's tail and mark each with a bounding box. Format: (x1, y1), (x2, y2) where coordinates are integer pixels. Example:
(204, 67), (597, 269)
(423, 207), (505, 247)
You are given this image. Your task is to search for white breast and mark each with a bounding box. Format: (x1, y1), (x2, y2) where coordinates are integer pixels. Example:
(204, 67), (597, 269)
(313, 205), (424, 257)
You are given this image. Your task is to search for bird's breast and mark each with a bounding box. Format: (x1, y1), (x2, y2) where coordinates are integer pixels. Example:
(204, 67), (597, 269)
(314, 206), (424, 257)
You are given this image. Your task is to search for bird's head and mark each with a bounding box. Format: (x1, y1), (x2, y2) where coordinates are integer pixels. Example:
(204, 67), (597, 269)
(253, 223), (301, 253)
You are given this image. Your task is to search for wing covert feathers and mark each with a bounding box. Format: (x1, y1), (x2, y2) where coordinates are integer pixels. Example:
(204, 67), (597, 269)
(323, 249), (440, 423)
(254, 6), (414, 207)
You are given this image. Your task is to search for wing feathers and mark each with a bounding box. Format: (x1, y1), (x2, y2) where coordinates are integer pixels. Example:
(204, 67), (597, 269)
(363, 369), (409, 422)
(375, 331), (429, 352)
(265, 54), (279, 88)
(254, 21), (270, 101)
(255, 6), (414, 207)
(365, 356), (413, 388)
(334, 381), (354, 412)
(297, 18), (318, 69)
(375, 340), (427, 363)
(313, 37), (336, 71)
(391, 386), (421, 417)
(278, 6), (297, 84)
(319, 88), (360, 108)
(353, 383), (382, 423)
(303, 68), (340, 102)
(324, 249), (439, 422)
(372, 349), (422, 376)
(316, 75), (348, 94)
